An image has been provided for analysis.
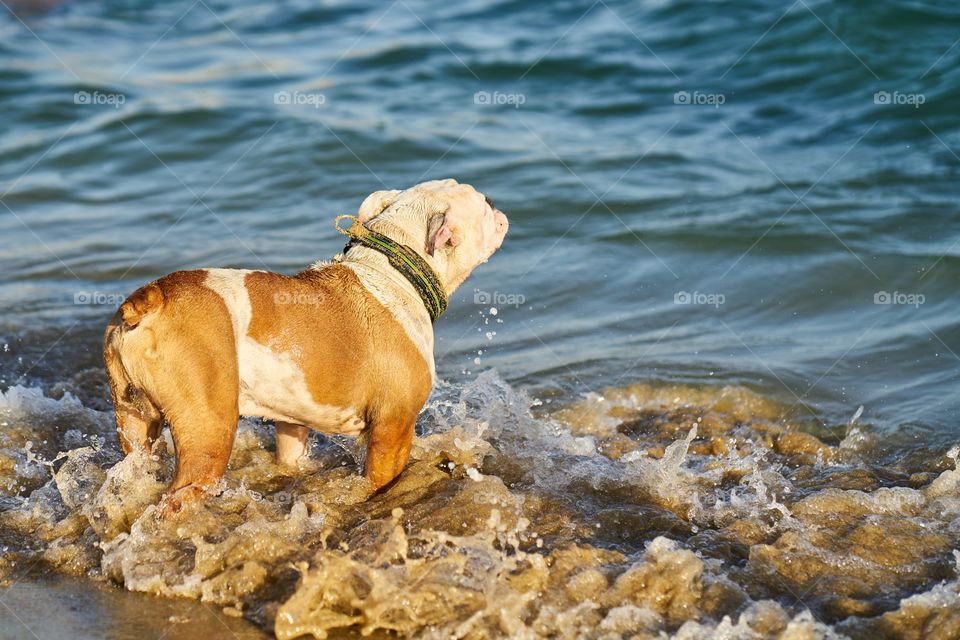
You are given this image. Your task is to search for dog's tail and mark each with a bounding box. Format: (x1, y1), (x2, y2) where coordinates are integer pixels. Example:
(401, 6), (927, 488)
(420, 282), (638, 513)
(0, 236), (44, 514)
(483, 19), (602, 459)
(120, 284), (164, 326)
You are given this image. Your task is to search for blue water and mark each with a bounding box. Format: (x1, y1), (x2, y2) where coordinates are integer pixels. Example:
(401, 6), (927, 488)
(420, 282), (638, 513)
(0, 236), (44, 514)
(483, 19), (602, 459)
(1, 1), (959, 636)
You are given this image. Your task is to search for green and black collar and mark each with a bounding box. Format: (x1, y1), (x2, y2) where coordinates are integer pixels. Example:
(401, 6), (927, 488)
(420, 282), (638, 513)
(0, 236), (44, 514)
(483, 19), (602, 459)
(334, 215), (448, 322)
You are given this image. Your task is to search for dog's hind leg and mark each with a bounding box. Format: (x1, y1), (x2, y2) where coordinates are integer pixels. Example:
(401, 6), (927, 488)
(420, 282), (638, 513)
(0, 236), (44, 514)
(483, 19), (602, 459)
(156, 401), (238, 518)
(153, 346), (240, 519)
(104, 310), (164, 454)
(113, 387), (164, 454)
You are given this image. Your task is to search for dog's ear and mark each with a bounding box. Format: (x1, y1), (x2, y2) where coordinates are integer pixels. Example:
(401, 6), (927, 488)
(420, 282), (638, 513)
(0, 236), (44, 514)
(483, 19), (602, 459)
(426, 211), (459, 256)
(357, 189), (402, 223)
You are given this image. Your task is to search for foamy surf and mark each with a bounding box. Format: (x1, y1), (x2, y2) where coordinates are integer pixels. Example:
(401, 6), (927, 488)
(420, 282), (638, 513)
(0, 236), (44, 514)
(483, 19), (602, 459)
(0, 372), (958, 639)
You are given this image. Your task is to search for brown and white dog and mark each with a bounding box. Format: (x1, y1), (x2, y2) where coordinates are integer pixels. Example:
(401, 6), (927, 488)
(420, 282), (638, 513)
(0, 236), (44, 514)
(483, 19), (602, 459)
(103, 179), (508, 517)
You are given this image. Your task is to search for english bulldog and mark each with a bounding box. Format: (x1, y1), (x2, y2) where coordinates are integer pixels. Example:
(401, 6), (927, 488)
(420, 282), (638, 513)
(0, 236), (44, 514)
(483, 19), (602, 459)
(103, 179), (508, 517)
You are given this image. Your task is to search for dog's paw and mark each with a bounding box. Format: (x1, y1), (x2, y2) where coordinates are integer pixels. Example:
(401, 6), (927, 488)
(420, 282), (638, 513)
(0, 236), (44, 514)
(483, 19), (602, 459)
(155, 483), (210, 519)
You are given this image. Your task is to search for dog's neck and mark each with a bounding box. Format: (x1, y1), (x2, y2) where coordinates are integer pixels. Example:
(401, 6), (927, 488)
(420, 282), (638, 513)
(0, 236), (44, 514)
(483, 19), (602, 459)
(342, 245), (432, 318)
(307, 211), (440, 328)
(342, 228), (447, 321)
(334, 245), (437, 380)
(365, 216), (423, 256)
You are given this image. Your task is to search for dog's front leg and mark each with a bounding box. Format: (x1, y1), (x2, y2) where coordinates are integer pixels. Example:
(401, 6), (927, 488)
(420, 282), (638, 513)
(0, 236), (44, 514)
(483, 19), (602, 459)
(275, 421), (310, 466)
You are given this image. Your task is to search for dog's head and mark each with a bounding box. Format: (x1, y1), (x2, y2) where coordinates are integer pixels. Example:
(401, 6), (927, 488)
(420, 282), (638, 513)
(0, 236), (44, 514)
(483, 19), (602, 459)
(355, 179), (508, 294)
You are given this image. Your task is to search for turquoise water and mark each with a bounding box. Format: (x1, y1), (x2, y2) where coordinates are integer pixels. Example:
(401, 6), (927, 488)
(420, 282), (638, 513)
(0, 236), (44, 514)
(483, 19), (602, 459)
(1, 1), (959, 638)
(2, 0), (958, 433)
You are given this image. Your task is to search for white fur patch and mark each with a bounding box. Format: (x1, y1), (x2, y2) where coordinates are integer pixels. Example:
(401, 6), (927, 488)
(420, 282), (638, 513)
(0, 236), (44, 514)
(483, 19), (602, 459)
(202, 269), (365, 435)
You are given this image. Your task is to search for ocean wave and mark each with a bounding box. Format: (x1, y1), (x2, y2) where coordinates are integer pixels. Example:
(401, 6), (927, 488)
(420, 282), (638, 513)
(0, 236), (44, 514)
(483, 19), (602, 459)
(0, 372), (957, 637)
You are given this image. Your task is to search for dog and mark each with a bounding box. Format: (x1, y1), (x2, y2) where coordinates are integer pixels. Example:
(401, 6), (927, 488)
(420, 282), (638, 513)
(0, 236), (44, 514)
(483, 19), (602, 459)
(103, 179), (508, 517)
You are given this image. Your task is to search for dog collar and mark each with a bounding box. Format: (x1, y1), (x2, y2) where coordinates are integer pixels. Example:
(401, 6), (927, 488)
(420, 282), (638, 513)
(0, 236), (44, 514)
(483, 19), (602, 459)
(334, 215), (448, 322)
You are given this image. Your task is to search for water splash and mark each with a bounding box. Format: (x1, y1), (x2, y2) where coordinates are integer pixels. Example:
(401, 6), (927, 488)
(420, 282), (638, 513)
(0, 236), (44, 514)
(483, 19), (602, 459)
(0, 373), (958, 638)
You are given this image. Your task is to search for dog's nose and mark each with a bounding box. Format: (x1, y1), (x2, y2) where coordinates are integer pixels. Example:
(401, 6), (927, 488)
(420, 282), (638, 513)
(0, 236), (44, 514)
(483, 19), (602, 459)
(494, 210), (508, 233)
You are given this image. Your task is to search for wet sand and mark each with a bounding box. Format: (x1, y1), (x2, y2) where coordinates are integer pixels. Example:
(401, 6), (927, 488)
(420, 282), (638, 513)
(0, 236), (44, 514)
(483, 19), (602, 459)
(0, 574), (267, 639)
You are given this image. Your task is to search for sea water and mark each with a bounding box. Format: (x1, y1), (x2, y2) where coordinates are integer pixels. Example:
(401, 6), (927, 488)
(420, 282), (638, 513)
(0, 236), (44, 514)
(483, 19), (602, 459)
(1, 0), (959, 638)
